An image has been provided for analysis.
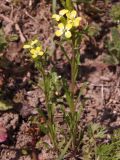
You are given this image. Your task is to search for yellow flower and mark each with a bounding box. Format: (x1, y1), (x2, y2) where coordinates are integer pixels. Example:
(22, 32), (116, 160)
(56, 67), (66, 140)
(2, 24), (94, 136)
(67, 10), (82, 27)
(67, 10), (77, 19)
(30, 46), (44, 59)
(73, 17), (82, 27)
(52, 9), (68, 21)
(52, 14), (61, 21)
(52, 9), (82, 38)
(23, 39), (38, 49)
(68, 17), (82, 27)
(55, 23), (72, 38)
(59, 9), (69, 16)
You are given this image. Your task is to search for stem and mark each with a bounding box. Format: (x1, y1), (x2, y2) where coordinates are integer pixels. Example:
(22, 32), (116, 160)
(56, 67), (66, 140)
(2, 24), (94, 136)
(70, 34), (81, 150)
(39, 65), (58, 150)
(70, 51), (76, 116)
(94, 137), (97, 160)
(52, 0), (56, 14)
(60, 45), (71, 62)
(71, 50), (75, 98)
(69, 36), (79, 149)
(70, 36), (77, 113)
(39, 65), (52, 123)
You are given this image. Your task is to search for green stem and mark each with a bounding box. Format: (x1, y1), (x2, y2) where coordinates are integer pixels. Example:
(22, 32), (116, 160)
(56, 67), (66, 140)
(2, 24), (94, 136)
(69, 37), (79, 149)
(40, 66), (58, 150)
(40, 67), (52, 123)
(70, 53), (75, 117)
(70, 34), (81, 150)
(52, 0), (56, 14)
(70, 37), (77, 113)
(60, 45), (71, 63)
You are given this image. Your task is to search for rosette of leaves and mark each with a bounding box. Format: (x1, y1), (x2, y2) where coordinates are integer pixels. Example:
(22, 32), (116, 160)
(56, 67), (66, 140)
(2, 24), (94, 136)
(82, 124), (120, 160)
(110, 3), (120, 22)
(96, 129), (120, 160)
(106, 27), (120, 65)
(87, 22), (101, 37)
(82, 123), (106, 160)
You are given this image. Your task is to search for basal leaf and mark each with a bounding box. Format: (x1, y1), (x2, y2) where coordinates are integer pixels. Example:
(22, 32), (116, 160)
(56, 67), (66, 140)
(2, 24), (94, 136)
(0, 100), (13, 111)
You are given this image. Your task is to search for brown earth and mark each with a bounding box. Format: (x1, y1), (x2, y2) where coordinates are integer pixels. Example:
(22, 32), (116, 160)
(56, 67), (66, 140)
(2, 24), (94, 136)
(0, 0), (120, 160)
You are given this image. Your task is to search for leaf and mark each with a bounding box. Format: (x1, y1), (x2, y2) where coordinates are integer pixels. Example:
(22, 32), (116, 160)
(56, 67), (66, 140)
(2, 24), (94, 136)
(52, 0), (57, 14)
(39, 124), (48, 134)
(58, 137), (72, 160)
(105, 27), (120, 65)
(21, 149), (28, 155)
(66, 0), (73, 11)
(60, 0), (66, 7)
(87, 23), (101, 37)
(0, 29), (7, 51)
(7, 34), (19, 42)
(96, 128), (120, 160)
(0, 100), (13, 111)
(65, 91), (74, 109)
(73, 0), (93, 4)
(58, 138), (65, 150)
(110, 4), (120, 21)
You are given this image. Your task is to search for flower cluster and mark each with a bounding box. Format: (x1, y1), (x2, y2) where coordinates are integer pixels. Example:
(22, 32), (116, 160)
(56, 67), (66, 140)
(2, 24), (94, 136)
(23, 39), (44, 59)
(52, 9), (82, 38)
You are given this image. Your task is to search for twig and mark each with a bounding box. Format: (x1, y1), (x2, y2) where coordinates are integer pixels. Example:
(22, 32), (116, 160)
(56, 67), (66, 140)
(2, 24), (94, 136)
(0, 14), (13, 24)
(0, 4), (11, 11)
(101, 83), (104, 107)
(90, 83), (110, 87)
(15, 23), (26, 43)
(24, 9), (37, 23)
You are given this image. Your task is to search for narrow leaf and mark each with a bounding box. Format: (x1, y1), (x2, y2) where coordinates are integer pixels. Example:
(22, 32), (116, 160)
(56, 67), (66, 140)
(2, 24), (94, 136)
(66, 0), (73, 11)
(58, 137), (72, 160)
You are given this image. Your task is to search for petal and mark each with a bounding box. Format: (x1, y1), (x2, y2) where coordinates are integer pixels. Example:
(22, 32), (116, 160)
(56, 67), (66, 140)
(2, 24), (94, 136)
(36, 46), (41, 51)
(66, 12), (71, 19)
(52, 14), (60, 21)
(65, 31), (72, 38)
(68, 20), (72, 24)
(23, 44), (31, 49)
(70, 10), (77, 19)
(73, 17), (82, 27)
(31, 39), (38, 46)
(38, 51), (44, 56)
(59, 9), (68, 16)
(55, 30), (63, 37)
(32, 54), (37, 59)
(30, 49), (36, 54)
(58, 23), (64, 30)
(66, 23), (72, 30)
